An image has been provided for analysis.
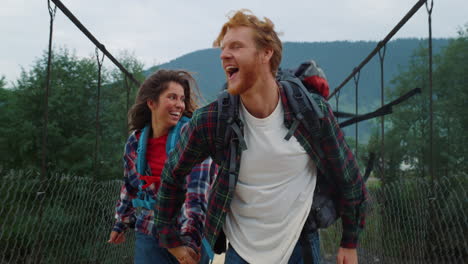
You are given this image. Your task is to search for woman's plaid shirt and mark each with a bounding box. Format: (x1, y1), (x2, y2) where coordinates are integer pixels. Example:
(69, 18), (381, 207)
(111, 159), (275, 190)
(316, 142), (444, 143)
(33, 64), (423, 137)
(154, 84), (368, 250)
(112, 129), (217, 250)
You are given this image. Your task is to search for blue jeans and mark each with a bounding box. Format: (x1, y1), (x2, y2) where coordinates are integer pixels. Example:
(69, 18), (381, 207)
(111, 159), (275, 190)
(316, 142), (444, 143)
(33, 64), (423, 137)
(135, 232), (210, 264)
(225, 231), (320, 264)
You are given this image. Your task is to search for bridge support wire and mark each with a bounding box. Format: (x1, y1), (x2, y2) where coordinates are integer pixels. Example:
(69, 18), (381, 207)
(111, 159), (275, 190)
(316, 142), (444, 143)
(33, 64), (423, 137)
(378, 44), (387, 182)
(353, 70), (361, 157)
(41, 0), (57, 182)
(328, 0), (428, 100)
(335, 90), (341, 120)
(425, 0), (438, 261)
(49, 0), (141, 87)
(36, 2), (58, 262)
(125, 76), (133, 134)
(426, 0), (435, 185)
(94, 48), (105, 181)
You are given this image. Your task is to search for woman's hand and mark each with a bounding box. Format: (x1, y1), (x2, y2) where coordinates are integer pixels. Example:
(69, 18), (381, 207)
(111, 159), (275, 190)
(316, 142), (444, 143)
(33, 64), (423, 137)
(168, 246), (200, 264)
(107, 231), (126, 244)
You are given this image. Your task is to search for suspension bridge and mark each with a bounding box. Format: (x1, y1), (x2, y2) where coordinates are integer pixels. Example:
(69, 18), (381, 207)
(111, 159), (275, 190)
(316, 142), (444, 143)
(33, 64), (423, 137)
(0, 0), (466, 263)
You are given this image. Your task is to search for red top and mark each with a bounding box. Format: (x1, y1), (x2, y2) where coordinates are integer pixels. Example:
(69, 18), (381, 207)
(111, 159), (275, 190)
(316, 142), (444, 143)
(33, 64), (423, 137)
(140, 134), (168, 189)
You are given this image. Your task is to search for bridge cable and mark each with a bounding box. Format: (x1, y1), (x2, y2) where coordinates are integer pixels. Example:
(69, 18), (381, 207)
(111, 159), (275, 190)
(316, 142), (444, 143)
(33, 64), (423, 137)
(328, 0), (428, 100)
(93, 48), (105, 180)
(378, 44), (387, 182)
(426, 1), (437, 259)
(36, 2), (58, 262)
(426, 0), (434, 184)
(125, 76), (130, 130)
(335, 90), (341, 119)
(353, 70), (361, 157)
(50, 0), (141, 87)
(41, 0), (57, 181)
(339, 88), (421, 128)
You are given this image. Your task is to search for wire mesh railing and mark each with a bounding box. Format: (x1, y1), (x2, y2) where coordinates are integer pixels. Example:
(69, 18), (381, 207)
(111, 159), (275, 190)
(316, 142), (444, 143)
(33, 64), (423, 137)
(1, 170), (466, 263)
(0, 170), (134, 264)
(320, 175), (467, 264)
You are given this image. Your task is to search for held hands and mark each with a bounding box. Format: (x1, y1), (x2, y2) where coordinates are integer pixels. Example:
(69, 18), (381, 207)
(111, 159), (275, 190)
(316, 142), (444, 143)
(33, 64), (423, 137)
(107, 231), (126, 244)
(337, 247), (358, 264)
(168, 246), (200, 264)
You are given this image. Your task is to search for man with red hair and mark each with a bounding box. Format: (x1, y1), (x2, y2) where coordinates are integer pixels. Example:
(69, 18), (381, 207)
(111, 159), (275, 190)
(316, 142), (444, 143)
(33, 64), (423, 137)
(155, 10), (367, 264)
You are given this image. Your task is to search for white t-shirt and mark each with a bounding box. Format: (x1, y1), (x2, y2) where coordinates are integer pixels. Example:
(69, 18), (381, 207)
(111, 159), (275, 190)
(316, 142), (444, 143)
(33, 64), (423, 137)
(223, 97), (317, 264)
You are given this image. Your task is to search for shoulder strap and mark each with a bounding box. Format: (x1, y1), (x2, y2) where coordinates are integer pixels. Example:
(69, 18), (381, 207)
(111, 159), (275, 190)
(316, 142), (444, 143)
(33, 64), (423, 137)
(216, 90), (247, 156)
(133, 124), (156, 209)
(216, 89), (247, 192)
(280, 75), (324, 158)
(138, 116), (190, 171)
(166, 116), (190, 155)
(136, 124), (150, 175)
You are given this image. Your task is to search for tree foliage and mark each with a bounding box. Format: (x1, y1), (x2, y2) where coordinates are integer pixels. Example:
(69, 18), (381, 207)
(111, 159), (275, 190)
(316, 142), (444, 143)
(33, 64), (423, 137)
(0, 48), (145, 180)
(367, 26), (468, 182)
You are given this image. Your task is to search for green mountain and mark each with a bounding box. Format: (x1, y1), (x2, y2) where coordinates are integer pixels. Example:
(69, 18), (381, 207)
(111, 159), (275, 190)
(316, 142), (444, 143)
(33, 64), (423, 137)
(147, 38), (450, 141)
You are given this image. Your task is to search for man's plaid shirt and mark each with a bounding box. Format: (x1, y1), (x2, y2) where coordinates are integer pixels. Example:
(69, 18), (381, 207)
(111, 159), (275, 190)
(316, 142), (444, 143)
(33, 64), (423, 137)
(113, 129), (216, 250)
(155, 84), (367, 250)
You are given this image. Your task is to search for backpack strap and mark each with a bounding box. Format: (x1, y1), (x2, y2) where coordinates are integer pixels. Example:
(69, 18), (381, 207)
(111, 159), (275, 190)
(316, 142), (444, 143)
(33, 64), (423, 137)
(280, 76), (324, 159)
(216, 91), (247, 151)
(133, 124), (156, 209)
(216, 90), (247, 192)
(166, 116), (190, 155)
(136, 124), (150, 176)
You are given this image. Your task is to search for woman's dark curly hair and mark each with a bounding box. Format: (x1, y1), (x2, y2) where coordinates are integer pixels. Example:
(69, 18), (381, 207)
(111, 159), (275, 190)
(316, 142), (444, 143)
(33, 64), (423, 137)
(128, 69), (200, 131)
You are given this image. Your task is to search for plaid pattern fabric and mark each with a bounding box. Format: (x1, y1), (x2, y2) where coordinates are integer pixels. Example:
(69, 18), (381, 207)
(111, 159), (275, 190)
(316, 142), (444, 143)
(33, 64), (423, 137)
(113, 129), (216, 250)
(154, 84), (367, 250)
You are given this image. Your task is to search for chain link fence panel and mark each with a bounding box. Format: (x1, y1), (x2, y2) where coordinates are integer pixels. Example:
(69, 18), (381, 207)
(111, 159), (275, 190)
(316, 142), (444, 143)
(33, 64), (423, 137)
(320, 175), (467, 264)
(1, 170), (466, 263)
(0, 170), (134, 264)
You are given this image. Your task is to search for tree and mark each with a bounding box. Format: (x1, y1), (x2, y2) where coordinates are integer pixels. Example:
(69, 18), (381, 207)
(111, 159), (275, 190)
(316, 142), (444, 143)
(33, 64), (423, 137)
(1, 48), (99, 174)
(367, 25), (468, 181)
(96, 51), (146, 179)
(0, 76), (14, 171)
(0, 48), (146, 180)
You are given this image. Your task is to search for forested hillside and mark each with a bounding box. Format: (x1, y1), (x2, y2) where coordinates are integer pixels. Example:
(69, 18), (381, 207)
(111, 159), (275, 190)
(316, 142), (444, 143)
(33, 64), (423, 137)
(148, 38), (449, 141)
(150, 38), (449, 105)
(0, 37), (458, 179)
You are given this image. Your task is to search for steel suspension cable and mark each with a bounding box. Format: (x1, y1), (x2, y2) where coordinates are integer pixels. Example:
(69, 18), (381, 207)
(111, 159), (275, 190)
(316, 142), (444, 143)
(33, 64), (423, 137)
(377, 45), (387, 264)
(41, 1), (57, 181)
(426, 1), (436, 260)
(328, 0), (428, 100)
(426, 0), (434, 184)
(335, 90), (341, 117)
(49, 0), (141, 87)
(353, 71), (361, 157)
(36, 3), (58, 262)
(378, 45), (387, 182)
(125, 76), (130, 125)
(94, 48), (105, 181)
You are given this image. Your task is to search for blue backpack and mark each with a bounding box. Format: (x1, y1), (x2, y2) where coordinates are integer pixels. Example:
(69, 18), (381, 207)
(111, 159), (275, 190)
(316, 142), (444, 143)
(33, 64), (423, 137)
(132, 116), (190, 209)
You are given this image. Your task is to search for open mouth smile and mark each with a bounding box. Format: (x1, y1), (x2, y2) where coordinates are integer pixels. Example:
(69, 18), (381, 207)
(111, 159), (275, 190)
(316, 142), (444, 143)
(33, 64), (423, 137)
(225, 65), (239, 80)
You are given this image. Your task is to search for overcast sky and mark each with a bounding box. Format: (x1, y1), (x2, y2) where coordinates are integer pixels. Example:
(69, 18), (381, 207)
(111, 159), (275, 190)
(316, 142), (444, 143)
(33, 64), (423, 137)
(1, 0), (466, 84)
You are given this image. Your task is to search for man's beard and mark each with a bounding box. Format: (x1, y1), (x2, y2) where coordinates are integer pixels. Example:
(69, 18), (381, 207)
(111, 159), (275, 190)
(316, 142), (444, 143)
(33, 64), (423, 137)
(227, 64), (258, 95)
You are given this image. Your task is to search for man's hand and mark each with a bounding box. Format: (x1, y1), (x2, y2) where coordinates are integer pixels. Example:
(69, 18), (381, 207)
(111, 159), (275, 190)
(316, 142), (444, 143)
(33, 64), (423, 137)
(107, 231), (126, 244)
(168, 246), (200, 264)
(337, 247), (358, 264)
